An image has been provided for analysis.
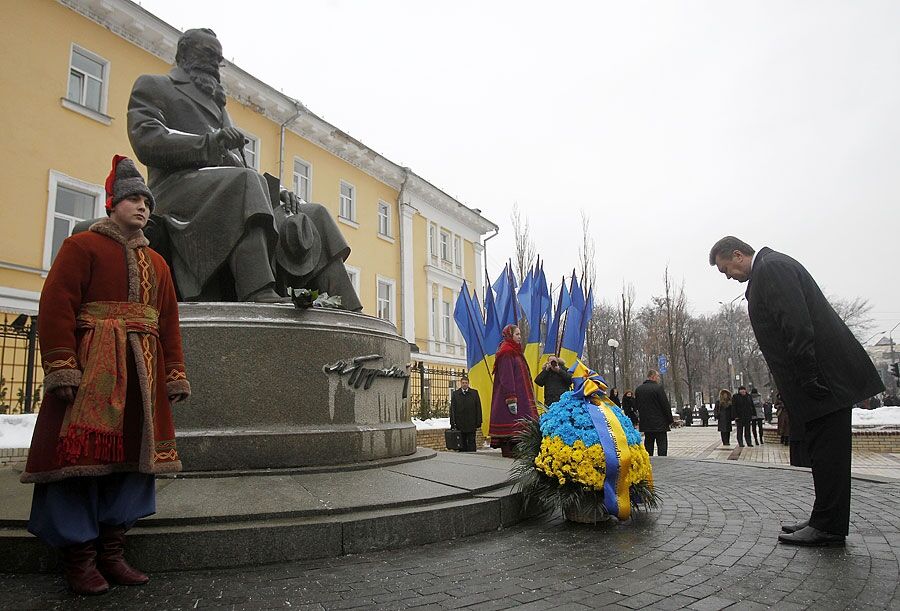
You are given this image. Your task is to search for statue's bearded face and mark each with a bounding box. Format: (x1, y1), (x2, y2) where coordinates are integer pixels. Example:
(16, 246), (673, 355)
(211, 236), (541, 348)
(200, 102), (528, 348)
(179, 35), (226, 107)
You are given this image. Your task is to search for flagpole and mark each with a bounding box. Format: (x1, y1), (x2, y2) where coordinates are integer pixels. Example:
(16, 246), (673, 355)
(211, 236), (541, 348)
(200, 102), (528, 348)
(556, 272), (573, 357)
(464, 287), (494, 384)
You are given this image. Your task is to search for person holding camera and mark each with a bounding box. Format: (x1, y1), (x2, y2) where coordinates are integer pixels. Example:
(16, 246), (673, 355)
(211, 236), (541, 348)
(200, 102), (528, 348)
(534, 356), (573, 407)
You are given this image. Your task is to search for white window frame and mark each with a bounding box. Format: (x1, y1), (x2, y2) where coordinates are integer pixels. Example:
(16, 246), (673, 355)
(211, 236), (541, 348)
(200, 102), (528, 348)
(441, 299), (452, 344)
(377, 201), (392, 238)
(439, 229), (451, 262)
(344, 263), (361, 297)
(376, 276), (396, 324)
(242, 131), (260, 170)
(453, 235), (462, 269)
(429, 223), (437, 258)
(44, 171), (105, 271)
(292, 157), (312, 202)
(62, 44), (111, 124)
(339, 180), (356, 223)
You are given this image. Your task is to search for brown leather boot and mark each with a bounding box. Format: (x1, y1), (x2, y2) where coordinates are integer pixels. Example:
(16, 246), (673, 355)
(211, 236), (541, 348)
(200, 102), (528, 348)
(62, 541), (109, 595)
(97, 526), (149, 585)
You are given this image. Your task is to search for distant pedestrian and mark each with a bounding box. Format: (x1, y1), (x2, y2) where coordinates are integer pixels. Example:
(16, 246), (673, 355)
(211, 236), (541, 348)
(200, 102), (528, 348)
(621, 390), (639, 427)
(609, 388), (621, 406)
(775, 393), (789, 445)
(750, 388), (765, 444)
(534, 355), (573, 407)
(710, 235), (884, 546)
(682, 405), (694, 426)
(449, 376), (482, 452)
(732, 386), (754, 447)
(715, 389), (733, 447)
(635, 370), (674, 456)
(763, 400), (773, 423)
(698, 403), (710, 427)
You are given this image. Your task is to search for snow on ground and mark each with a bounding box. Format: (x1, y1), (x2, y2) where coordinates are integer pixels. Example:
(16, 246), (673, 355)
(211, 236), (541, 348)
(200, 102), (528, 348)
(0, 409), (897, 449)
(412, 417), (451, 430)
(853, 406), (900, 428)
(0, 414), (37, 449)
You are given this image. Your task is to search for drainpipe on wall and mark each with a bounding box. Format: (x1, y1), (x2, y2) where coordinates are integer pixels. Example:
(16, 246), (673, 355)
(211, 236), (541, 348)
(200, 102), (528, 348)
(278, 100), (305, 186)
(481, 228), (499, 301)
(397, 167), (413, 347)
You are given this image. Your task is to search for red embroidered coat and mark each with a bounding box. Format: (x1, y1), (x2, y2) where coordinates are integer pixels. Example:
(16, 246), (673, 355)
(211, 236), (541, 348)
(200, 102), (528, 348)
(21, 220), (190, 483)
(488, 342), (537, 440)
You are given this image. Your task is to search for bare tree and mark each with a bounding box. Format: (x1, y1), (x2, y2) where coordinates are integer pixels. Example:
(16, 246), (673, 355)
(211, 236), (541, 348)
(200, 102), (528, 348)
(661, 267), (688, 408)
(829, 295), (875, 341)
(578, 211), (601, 368)
(619, 283), (636, 390)
(511, 203), (536, 285)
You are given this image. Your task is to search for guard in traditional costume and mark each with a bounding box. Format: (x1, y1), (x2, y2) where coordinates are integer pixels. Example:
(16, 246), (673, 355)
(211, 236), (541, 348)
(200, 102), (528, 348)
(21, 156), (190, 594)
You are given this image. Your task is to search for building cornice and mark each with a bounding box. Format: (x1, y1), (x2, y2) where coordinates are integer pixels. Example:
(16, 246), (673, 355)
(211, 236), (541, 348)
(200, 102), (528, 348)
(62, 0), (496, 237)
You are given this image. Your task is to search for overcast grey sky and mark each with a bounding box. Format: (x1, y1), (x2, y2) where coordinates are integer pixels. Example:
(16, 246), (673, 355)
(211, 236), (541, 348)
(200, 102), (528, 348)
(139, 0), (900, 335)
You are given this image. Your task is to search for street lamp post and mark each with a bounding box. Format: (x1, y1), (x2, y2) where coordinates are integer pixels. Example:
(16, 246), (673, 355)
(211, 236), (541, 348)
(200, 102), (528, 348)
(607, 338), (619, 389)
(889, 322), (900, 364)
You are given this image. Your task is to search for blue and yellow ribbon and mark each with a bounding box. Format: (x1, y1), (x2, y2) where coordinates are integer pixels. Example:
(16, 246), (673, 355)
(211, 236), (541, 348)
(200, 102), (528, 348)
(569, 360), (634, 520)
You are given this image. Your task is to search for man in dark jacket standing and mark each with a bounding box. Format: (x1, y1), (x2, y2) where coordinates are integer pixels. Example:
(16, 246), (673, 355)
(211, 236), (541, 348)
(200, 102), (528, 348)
(635, 370), (674, 456)
(710, 236), (884, 546)
(449, 376), (482, 452)
(732, 386), (755, 448)
(534, 356), (573, 406)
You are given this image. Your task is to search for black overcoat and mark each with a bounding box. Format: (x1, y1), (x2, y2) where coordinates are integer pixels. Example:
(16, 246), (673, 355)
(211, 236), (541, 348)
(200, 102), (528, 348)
(449, 388), (482, 433)
(534, 367), (573, 406)
(634, 379), (673, 433)
(715, 400), (732, 433)
(746, 248), (884, 423)
(731, 393), (754, 424)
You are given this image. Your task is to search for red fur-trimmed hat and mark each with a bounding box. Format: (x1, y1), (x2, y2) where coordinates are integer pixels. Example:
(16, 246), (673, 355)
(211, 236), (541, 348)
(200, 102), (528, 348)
(104, 154), (154, 213)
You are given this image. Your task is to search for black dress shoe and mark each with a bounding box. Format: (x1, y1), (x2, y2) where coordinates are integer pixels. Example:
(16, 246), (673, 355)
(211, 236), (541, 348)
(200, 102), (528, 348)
(778, 525), (845, 547)
(781, 519), (809, 534)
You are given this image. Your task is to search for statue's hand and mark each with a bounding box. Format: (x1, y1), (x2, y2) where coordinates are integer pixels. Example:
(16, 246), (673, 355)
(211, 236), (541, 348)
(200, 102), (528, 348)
(215, 127), (247, 150)
(280, 189), (300, 215)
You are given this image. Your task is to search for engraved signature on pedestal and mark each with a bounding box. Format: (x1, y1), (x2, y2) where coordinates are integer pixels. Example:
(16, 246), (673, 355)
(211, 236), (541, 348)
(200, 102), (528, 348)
(324, 354), (410, 396)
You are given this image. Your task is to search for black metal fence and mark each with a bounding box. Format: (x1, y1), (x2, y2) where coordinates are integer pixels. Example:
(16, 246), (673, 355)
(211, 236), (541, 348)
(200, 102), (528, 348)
(408, 362), (467, 420)
(0, 313), (42, 414)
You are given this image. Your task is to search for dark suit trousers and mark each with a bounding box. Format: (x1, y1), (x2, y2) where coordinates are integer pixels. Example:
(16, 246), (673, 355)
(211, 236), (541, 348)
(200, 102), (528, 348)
(644, 431), (668, 456)
(807, 407), (852, 536)
(461, 431), (477, 452)
(736, 421), (753, 446)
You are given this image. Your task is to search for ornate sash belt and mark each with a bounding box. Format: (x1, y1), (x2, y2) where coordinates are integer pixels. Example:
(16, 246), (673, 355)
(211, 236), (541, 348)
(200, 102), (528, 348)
(57, 301), (159, 465)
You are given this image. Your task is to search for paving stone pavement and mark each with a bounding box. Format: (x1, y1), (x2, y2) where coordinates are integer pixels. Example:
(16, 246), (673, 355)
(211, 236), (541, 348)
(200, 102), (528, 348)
(2, 458), (899, 610)
(664, 426), (900, 481)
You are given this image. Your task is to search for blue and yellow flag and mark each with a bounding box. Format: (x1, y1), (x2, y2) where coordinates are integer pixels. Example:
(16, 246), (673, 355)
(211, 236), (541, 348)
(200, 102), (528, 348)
(453, 280), (485, 369)
(559, 275), (586, 365)
(524, 263), (551, 403)
(543, 279), (571, 361)
(454, 281), (493, 436)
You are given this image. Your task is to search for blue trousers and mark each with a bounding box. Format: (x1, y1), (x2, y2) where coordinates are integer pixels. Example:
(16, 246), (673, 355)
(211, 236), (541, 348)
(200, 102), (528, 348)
(28, 472), (156, 548)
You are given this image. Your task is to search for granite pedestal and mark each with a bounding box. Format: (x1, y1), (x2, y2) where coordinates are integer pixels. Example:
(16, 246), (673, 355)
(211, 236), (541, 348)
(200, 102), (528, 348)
(174, 303), (416, 471)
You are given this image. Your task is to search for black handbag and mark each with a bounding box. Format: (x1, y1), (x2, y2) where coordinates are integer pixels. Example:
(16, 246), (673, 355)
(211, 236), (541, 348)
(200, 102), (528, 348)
(444, 428), (463, 451)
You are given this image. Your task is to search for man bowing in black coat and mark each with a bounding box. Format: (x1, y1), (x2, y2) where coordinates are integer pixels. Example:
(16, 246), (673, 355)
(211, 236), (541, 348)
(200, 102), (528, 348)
(710, 236), (884, 546)
(449, 376), (482, 452)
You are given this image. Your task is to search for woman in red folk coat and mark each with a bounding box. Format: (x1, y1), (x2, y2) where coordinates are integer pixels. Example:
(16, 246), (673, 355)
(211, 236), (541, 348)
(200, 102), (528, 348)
(21, 156), (190, 595)
(489, 324), (537, 457)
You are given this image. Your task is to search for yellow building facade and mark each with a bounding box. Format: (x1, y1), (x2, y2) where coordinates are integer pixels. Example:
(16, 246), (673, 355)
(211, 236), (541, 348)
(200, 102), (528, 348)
(0, 0), (497, 411)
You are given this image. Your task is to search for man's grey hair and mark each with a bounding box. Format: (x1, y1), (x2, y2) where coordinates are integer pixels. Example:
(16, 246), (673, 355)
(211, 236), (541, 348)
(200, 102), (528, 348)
(708, 236), (755, 266)
(647, 369), (660, 379)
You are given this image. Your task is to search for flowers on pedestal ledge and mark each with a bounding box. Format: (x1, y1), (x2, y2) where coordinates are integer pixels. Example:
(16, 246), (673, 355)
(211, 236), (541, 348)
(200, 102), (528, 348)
(513, 360), (659, 523)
